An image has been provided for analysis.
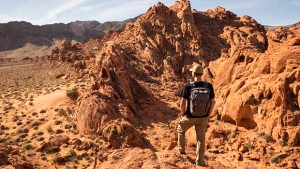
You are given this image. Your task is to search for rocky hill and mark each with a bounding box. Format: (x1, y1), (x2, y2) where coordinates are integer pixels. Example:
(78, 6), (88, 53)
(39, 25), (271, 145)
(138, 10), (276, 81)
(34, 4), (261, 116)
(0, 19), (134, 52)
(0, 0), (299, 168)
(45, 0), (300, 168)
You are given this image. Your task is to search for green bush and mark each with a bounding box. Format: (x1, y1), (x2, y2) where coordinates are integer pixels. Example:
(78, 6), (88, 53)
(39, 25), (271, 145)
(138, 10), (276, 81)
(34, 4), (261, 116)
(24, 144), (32, 150)
(270, 156), (280, 163)
(67, 88), (79, 100)
(21, 156), (26, 160)
(244, 142), (254, 150)
(68, 150), (77, 157)
(257, 131), (265, 137)
(44, 146), (60, 154)
(262, 135), (272, 142)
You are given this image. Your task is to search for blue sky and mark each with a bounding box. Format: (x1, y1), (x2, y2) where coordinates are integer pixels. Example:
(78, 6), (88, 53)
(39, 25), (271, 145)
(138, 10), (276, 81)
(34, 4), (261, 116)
(0, 0), (299, 26)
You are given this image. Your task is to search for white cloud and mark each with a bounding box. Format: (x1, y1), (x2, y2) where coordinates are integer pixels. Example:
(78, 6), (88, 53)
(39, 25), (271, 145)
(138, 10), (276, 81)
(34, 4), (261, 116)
(49, 0), (86, 17)
(79, 6), (93, 12)
(219, 0), (273, 10)
(35, 0), (87, 24)
(92, 0), (171, 22)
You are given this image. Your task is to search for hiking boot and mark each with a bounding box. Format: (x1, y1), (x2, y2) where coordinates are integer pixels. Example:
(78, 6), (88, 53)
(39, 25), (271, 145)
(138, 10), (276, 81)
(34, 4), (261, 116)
(179, 151), (186, 155)
(195, 162), (208, 167)
(195, 161), (207, 167)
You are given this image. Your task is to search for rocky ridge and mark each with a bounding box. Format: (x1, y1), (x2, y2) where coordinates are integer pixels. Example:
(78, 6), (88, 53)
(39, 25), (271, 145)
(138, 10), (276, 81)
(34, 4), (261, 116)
(0, 19), (135, 52)
(18, 0), (300, 168)
(45, 1), (300, 168)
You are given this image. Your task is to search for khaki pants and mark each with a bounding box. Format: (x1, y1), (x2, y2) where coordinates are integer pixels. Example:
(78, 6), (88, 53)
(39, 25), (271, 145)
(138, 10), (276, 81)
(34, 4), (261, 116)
(177, 115), (208, 164)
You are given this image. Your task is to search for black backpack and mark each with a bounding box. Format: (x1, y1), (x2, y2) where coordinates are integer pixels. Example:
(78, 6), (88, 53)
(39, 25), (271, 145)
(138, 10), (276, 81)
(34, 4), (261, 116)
(189, 82), (211, 117)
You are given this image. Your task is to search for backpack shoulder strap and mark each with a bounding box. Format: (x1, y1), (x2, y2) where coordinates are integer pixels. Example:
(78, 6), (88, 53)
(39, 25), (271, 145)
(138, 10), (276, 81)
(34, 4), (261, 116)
(203, 82), (209, 88)
(189, 81), (195, 88)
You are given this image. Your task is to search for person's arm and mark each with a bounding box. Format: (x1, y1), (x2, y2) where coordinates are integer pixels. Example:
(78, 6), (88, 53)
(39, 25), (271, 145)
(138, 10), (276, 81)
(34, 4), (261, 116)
(180, 98), (187, 117)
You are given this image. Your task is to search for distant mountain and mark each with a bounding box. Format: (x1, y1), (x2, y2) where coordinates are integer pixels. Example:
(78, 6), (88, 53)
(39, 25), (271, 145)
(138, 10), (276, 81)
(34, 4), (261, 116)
(0, 19), (135, 51)
(264, 22), (299, 31)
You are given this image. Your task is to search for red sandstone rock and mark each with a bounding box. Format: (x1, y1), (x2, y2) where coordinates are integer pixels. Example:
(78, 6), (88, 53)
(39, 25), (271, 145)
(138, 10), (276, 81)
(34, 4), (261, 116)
(46, 1), (300, 167)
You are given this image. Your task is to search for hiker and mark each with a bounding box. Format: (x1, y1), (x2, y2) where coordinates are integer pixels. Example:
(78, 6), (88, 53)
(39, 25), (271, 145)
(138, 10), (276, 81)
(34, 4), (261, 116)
(178, 64), (215, 167)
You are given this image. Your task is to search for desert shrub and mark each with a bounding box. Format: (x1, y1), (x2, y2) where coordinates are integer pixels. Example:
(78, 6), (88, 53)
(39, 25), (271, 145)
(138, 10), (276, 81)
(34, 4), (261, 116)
(262, 135), (272, 142)
(71, 122), (77, 130)
(55, 129), (64, 134)
(244, 142), (254, 150)
(17, 128), (29, 134)
(278, 140), (286, 147)
(39, 118), (46, 122)
(65, 124), (72, 129)
(54, 120), (62, 125)
(46, 125), (54, 133)
(37, 131), (44, 136)
(24, 144), (32, 150)
(67, 88), (79, 100)
(257, 131), (265, 137)
(66, 149), (78, 162)
(37, 137), (44, 141)
(270, 156), (280, 163)
(58, 108), (67, 117)
(32, 121), (41, 127)
(44, 146), (60, 154)
(21, 156), (26, 160)
(68, 150), (77, 157)
(4, 106), (13, 111)
(88, 159), (94, 164)
(12, 116), (19, 122)
(230, 129), (237, 138)
(67, 156), (78, 163)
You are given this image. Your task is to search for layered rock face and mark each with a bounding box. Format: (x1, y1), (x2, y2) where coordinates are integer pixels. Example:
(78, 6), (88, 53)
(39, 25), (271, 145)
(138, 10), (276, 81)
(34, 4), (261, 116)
(212, 22), (300, 141)
(50, 0), (299, 168)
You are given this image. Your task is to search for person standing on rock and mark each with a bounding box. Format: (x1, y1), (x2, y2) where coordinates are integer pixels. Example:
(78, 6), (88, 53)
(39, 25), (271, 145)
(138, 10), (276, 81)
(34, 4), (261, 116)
(178, 64), (215, 167)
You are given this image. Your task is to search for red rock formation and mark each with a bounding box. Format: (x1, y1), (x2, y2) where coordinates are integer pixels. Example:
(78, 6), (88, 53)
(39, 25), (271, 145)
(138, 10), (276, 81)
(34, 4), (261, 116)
(48, 0), (299, 167)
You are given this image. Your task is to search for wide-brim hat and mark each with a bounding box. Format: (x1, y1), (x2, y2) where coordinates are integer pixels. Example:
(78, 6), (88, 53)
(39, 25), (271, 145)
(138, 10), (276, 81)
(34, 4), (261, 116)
(189, 64), (203, 74)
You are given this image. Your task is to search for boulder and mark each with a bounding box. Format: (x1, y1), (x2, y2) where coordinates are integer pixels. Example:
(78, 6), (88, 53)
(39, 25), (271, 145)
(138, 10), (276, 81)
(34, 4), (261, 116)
(102, 120), (145, 149)
(76, 93), (114, 135)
